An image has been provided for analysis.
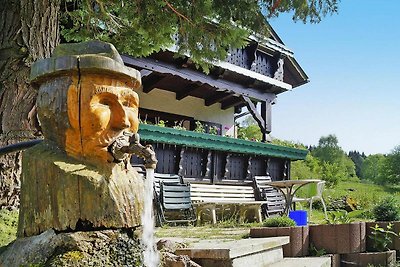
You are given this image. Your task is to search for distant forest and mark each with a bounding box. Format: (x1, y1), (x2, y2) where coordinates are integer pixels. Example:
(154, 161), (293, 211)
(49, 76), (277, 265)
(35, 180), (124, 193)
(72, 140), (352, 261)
(237, 119), (399, 187)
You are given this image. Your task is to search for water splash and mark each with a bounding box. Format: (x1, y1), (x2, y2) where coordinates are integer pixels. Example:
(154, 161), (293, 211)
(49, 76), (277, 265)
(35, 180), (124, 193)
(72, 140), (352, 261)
(141, 168), (160, 267)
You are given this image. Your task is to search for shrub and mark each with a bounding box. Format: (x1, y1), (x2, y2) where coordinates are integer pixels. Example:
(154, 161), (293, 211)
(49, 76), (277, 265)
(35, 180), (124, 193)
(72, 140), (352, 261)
(372, 196), (400, 221)
(326, 196), (347, 211)
(325, 210), (363, 224)
(368, 223), (399, 252)
(263, 216), (296, 227)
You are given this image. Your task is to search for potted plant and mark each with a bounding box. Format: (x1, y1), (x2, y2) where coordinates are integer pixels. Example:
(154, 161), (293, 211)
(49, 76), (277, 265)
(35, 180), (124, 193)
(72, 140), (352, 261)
(250, 216), (309, 257)
(342, 223), (398, 267)
(309, 210), (366, 254)
(366, 196), (400, 252)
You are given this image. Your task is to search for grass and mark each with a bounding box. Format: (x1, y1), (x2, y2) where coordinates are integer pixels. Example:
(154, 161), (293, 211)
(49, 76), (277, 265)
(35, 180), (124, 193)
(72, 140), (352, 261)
(155, 224), (251, 240)
(0, 209), (18, 248)
(295, 180), (400, 224)
(324, 180), (400, 210)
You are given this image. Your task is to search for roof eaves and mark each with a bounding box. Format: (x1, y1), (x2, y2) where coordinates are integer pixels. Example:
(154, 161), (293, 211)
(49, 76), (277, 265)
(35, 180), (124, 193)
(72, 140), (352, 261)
(138, 124), (308, 160)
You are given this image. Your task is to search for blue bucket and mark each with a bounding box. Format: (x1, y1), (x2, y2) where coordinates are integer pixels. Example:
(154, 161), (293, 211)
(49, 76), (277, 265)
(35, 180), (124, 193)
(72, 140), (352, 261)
(289, 210), (308, 226)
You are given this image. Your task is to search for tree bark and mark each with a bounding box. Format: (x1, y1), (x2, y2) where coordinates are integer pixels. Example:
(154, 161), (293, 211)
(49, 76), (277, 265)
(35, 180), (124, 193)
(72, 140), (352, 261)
(0, 0), (60, 209)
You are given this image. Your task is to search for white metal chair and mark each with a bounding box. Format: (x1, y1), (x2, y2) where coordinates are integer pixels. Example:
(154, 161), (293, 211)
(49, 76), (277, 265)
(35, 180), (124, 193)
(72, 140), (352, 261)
(292, 180), (328, 220)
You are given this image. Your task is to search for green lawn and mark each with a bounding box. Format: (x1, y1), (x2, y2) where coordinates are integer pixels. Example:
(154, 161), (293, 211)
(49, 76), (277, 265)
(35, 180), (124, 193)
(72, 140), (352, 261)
(296, 180), (400, 224)
(0, 209), (18, 248)
(324, 180), (400, 209)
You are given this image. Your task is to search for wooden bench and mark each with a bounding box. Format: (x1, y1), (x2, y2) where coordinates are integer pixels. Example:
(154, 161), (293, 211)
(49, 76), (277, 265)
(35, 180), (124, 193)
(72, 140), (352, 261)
(190, 183), (267, 224)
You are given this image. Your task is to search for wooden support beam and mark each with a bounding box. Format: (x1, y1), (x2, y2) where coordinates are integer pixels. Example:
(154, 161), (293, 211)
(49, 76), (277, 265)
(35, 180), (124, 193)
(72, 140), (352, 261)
(221, 97), (245, 110)
(142, 74), (166, 93)
(140, 69), (153, 79)
(122, 55), (277, 102)
(205, 92), (232, 106)
(261, 100), (272, 134)
(242, 96), (273, 142)
(176, 84), (201, 100)
(242, 96), (265, 129)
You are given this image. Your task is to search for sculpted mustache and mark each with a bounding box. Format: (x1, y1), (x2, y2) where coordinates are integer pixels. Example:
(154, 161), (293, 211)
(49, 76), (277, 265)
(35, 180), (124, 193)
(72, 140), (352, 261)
(98, 131), (130, 147)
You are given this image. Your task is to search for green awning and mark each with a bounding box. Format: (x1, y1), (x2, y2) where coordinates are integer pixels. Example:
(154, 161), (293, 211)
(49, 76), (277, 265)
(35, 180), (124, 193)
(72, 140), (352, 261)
(138, 124), (308, 160)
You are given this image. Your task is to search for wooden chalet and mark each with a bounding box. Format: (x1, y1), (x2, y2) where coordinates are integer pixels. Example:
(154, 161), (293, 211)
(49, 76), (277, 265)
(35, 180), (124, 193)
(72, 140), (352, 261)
(126, 28), (309, 184)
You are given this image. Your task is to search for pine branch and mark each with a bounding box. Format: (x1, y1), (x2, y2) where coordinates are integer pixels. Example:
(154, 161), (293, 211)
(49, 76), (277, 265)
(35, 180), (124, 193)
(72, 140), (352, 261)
(163, 0), (193, 25)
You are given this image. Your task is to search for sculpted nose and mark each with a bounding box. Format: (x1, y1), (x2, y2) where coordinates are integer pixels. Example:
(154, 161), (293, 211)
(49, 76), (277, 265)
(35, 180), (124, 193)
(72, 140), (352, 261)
(111, 103), (131, 130)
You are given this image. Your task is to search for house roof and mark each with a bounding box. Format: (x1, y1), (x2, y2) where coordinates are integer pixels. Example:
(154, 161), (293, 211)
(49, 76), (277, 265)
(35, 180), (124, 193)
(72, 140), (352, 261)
(138, 124), (308, 160)
(123, 26), (308, 111)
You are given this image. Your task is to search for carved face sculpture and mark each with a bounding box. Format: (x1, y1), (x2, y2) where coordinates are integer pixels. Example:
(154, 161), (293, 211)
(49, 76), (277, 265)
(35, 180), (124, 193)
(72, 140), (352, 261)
(58, 73), (139, 166)
(33, 41), (142, 167)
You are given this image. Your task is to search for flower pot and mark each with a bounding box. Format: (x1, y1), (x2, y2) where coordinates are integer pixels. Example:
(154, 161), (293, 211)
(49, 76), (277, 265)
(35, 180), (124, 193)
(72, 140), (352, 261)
(250, 226), (309, 257)
(341, 250), (396, 267)
(366, 221), (400, 252)
(309, 222), (366, 254)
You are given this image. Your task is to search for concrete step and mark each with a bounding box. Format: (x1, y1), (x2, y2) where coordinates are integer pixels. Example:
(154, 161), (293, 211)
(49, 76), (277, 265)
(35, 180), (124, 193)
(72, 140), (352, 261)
(175, 236), (289, 267)
(269, 256), (331, 267)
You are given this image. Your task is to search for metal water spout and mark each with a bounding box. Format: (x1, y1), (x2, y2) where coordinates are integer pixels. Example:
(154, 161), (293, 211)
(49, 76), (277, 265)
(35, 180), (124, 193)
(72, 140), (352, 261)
(110, 132), (159, 267)
(110, 132), (157, 169)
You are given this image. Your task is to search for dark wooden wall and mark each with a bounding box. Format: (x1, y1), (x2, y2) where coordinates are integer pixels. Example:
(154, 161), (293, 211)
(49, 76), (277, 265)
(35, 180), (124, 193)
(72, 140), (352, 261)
(131, 142), (291, 184)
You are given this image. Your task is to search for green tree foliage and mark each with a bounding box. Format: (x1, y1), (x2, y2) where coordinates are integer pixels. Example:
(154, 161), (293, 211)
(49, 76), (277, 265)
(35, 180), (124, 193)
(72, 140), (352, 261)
(60, 0), (339, 72)
(385, 145), (400, 184)
(311, 134), (356, 186)
(361, 154), (387, 184)
(270, 138), (306, 149)
(359, 145), (400, 185)
(312, 135), (343, 164)
(236, 117), (263, 141)
(348, 150), (365, 178)
(291, 153), (320, 180)
(237, 116), (306, 150)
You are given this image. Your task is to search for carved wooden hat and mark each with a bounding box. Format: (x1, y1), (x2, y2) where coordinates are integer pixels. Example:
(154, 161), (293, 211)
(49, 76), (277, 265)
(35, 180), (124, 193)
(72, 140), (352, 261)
(30, 40), (141, 87)
(29, 41), (141, 162)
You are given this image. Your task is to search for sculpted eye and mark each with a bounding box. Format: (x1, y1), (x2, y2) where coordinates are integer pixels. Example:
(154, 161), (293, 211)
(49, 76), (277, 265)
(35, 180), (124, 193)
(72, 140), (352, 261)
(122, 98), (138, 108)
(122, 100), (131, 107)
(99, 98), (112, 106)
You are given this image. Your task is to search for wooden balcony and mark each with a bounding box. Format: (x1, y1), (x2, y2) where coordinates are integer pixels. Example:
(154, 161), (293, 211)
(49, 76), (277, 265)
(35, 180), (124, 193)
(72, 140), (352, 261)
(132, 124), (308, 184)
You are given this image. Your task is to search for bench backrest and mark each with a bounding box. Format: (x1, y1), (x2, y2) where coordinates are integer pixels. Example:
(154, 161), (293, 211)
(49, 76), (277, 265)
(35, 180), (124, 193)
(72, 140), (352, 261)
(190, 183), (256, 203)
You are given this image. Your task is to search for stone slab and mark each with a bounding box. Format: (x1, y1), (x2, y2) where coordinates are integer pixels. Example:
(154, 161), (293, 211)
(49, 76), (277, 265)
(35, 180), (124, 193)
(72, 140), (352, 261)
(175, 237), (289, 260)
(196, 247), (283, 267)
(269, 256), (331, 267)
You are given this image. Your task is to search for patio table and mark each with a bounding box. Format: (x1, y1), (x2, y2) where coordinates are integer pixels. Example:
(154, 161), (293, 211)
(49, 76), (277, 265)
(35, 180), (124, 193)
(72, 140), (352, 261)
(264, 179), (321, 215)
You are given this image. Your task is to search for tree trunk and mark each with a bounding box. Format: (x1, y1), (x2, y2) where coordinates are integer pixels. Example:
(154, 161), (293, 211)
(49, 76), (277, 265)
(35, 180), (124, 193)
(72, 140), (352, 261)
(0, 0), (60, 209)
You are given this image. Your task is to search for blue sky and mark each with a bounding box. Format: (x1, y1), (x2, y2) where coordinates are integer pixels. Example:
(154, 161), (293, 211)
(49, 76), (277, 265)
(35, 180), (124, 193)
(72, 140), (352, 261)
(269, 0), (400, 155)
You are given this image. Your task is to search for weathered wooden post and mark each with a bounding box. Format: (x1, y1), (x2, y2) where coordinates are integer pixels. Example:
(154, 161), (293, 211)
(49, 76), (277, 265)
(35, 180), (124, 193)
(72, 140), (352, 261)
(18, 40), (148, 237)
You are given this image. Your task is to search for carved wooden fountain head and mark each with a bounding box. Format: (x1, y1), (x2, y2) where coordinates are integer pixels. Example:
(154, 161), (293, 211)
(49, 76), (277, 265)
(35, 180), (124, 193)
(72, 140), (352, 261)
(31, 41), (141, 167)
(18, 41), (146, 237)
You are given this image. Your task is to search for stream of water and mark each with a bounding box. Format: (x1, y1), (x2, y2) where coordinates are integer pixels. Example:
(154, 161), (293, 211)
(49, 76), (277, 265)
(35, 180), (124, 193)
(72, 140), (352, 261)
(141, 168), (160, 267)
